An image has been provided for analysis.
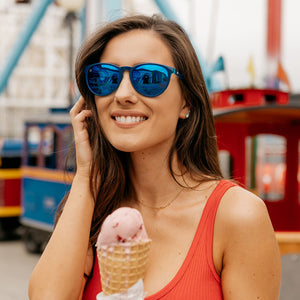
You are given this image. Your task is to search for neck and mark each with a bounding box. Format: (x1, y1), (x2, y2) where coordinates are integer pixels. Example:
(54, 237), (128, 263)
(128, 148), (186, 208)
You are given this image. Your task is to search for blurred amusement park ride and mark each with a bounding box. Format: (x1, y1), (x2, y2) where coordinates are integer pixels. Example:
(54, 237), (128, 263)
(0, 0), (300, 255)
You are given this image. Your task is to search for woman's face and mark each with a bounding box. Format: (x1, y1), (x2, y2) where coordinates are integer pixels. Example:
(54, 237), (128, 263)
(95, 29), (188, 154)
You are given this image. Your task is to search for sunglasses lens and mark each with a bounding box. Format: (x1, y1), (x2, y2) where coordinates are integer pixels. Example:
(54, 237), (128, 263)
(132, 64), (170, 97)
(86, 64), (121, 96)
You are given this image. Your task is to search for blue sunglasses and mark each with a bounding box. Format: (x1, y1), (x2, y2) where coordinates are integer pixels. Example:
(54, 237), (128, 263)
(85, 63), (183, 97)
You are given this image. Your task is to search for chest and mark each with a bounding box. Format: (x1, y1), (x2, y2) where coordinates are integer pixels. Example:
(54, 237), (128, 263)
(141, 203), (205, 296)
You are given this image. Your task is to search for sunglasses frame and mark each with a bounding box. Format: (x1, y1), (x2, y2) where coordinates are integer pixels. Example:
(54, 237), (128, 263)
(84, 62), (183, 97)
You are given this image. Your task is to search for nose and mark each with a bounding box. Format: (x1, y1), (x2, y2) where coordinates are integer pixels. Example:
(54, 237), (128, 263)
(114, 71), (138, 105)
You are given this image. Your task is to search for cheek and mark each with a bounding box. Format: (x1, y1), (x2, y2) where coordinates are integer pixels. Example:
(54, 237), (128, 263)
(167, 80), (185, 108)
(95, 101), (110, 124)
(152, 108), (180, 139)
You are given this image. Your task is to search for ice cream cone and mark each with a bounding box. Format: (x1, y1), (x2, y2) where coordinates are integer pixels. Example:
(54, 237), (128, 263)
(97, 239), (151, 295)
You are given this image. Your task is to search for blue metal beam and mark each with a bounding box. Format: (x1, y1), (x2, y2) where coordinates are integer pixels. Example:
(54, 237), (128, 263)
(152, 0), (178, 21)
(0, 0), (54, 95)
(105, 0), (122, 21)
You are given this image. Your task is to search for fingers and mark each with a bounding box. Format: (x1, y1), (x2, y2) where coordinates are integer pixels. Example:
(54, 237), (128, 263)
(70, 97), (93, 141)
(70, 96), (91, 119)
(70, 97), (94, 176)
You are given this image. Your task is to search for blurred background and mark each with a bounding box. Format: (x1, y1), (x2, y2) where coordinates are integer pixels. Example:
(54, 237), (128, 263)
(0, 0), (300, 299)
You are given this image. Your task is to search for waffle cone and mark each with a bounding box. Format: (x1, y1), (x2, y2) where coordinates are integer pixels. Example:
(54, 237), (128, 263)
(97, 239), (151, 295)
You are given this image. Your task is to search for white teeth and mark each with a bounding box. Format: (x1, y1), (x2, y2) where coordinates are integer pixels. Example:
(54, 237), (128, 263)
(115, 116), (146, 123)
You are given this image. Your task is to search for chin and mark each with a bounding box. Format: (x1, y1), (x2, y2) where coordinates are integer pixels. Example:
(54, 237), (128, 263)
(110, 140), (142, 153)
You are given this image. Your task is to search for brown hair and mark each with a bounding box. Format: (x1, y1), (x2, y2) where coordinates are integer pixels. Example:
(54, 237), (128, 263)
(57, 14), (222, 246)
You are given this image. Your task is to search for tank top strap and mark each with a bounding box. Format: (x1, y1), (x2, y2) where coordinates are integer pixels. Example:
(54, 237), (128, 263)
(203, 179), (236, 223)
(193, 180), (236, 243)
(179, 180), (237, 279)
(200, 179), (236, 281)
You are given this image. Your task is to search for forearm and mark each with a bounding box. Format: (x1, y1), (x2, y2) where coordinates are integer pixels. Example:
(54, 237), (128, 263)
(28, 174), (95, 300)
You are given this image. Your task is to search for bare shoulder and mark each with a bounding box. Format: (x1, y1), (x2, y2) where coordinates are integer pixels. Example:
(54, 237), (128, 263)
(214, 184), (281, 299)
(216, 184), (279, 254)
(218, 184), (270, 228)
(214, 184), (276, 261)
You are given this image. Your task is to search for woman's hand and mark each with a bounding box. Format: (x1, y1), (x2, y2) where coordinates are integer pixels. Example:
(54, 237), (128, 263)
(70, 96), (93, 178)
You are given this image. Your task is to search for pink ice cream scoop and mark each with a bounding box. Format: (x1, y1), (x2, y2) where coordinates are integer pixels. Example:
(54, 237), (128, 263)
(96, 207), (148, 247)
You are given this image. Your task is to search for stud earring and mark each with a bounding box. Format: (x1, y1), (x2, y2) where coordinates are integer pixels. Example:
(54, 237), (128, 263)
(185, 111), (190, 118)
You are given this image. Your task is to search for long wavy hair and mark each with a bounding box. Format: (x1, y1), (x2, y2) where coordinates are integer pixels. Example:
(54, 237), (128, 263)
(56, 14), (223, 246)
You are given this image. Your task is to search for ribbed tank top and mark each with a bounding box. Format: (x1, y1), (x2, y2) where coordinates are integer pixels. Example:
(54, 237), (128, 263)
(83, 180), (235, 299)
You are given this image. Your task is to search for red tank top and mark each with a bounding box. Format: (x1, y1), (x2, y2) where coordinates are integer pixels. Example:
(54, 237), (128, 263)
(83, 180), (235, 299)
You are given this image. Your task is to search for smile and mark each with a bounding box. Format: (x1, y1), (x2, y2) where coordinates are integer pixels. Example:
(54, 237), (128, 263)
(113, 116), (147, 123)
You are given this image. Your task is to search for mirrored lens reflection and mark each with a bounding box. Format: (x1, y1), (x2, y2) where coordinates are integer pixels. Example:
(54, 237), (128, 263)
(87, 64), (172, 97)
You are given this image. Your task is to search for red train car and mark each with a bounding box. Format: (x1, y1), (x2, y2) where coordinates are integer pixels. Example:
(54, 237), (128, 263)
(212, 88), (300, 254)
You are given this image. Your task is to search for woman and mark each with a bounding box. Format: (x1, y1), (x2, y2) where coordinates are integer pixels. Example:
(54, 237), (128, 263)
(28, 15), (281, 299)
